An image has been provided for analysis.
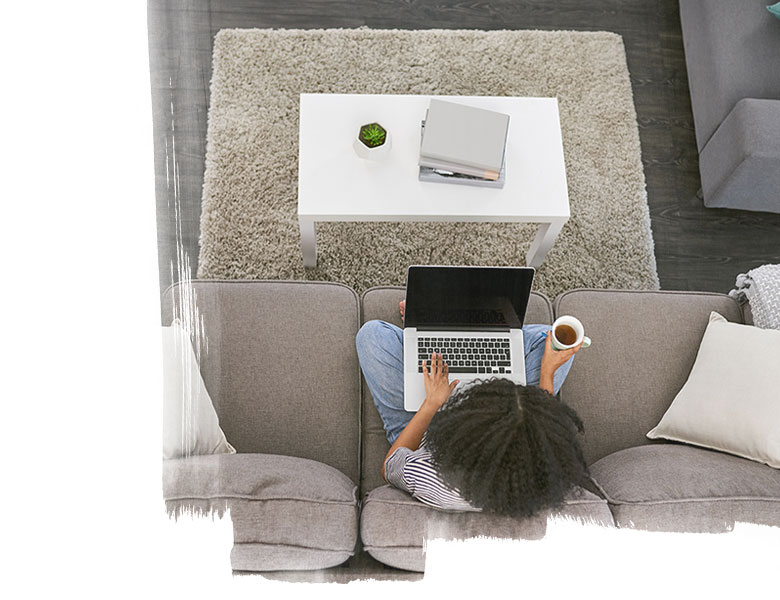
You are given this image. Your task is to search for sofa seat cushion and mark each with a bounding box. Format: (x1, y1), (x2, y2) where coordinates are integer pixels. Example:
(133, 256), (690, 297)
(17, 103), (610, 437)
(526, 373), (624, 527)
(590, 444), (780, 532)
(164, 453), (359, 571)
(360, 484), (613, 572)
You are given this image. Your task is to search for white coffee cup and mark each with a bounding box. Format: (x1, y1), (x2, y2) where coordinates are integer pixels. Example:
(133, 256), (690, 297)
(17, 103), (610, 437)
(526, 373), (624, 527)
(551, 315), (591, 351)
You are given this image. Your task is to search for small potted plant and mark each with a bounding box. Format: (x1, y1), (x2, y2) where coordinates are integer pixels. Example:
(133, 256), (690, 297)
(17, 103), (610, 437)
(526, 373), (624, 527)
(353, 122), (392, 160)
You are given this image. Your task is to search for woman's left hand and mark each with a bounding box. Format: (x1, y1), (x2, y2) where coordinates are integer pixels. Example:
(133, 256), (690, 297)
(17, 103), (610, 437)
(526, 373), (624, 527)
(540, 330), (582, 375)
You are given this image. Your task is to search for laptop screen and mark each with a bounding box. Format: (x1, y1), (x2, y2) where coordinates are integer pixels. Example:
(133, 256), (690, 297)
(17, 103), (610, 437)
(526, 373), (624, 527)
(404, 266), (535, 330)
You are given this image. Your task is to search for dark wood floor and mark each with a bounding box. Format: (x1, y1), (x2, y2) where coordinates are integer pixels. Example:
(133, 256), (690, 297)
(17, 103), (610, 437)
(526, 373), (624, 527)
(148, 0), (780, 302)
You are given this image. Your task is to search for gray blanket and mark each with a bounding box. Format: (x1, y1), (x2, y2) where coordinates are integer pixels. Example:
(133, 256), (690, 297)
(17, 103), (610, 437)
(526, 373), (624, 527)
(729, 264), (780, 329)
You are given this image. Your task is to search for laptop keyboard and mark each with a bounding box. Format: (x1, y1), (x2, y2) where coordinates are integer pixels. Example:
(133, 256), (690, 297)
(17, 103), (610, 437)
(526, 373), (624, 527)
(417, 336), (512, 375)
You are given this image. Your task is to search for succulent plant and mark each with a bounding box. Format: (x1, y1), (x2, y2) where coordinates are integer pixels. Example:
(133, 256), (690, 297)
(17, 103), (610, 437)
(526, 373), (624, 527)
(359, 123), (387, 148)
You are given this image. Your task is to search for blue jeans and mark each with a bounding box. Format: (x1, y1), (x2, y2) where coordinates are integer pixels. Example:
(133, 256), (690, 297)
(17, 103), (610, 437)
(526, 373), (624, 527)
(355, 321), (576, 444)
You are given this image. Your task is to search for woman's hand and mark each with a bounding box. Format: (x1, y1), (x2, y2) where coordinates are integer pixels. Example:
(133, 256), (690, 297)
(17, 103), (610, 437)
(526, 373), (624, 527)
(400, 299), (406, 321)
(541, 330), (582, 372)
(539, 331), (582, 394)
(421, 352), (459, 411)
(382, 351), (455, 478)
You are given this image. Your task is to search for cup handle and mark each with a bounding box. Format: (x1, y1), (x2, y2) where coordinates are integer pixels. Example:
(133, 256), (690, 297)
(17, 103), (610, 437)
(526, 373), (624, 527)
(581, 336), (591, 349)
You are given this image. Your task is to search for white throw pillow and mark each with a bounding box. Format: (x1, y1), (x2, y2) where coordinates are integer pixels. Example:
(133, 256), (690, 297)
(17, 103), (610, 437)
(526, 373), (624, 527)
(647, 312), (780, 468)
(162, 321), (236, 459)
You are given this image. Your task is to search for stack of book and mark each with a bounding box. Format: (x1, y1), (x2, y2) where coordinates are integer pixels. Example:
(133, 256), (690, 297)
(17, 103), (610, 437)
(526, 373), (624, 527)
(418, 99), (509, 189)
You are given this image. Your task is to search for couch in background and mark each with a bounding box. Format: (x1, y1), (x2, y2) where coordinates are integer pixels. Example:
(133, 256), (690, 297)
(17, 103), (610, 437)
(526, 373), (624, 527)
(680, 0), (780, 213)
(162, 281), (780, 575)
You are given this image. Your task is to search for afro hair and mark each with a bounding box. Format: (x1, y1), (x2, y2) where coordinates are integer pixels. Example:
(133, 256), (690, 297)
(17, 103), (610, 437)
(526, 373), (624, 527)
(425, 378), (589, 517)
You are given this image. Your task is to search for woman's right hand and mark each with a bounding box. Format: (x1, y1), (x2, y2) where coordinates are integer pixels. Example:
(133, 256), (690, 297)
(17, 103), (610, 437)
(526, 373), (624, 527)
(400, 299), (406, 321)
(421, 352), (459, 411)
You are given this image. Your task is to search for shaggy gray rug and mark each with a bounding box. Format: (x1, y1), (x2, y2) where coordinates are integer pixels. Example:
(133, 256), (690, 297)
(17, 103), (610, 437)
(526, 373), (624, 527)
(198, 28), (659, 298)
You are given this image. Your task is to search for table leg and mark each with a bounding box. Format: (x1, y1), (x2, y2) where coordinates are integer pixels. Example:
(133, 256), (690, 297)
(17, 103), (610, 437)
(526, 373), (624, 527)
(299, 217), (317, 268)
(526, 219), (566, 268)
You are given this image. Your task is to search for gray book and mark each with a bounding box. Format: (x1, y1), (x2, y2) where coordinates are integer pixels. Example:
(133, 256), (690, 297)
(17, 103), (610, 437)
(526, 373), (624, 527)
(418, 119), (505, 188)
(418, 164), (505, 189)
(419, 99), (510, 173)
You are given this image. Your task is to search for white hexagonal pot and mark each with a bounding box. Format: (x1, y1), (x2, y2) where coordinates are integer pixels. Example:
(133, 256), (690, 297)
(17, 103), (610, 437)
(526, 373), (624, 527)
(353, 122), (392, 160)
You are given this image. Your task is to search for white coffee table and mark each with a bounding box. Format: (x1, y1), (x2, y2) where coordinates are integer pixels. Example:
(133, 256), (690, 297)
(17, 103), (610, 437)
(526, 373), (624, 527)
(297, 93), (569, 269)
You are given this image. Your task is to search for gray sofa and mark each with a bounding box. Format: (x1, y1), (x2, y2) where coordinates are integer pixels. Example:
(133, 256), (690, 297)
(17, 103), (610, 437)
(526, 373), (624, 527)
(162, 280), (780, 574)
(680, 0), (780, 213)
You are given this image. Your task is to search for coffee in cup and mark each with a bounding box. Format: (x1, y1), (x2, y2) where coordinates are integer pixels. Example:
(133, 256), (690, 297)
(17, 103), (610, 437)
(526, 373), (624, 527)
(551, 316), (591, 351)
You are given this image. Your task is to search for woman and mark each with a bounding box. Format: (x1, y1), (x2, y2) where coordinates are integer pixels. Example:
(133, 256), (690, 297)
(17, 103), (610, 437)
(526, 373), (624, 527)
(356, 300), (589, 516)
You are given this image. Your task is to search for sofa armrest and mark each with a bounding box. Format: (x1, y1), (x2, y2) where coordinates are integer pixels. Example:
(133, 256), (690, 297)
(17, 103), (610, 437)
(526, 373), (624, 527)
(699, 98), (780, 213)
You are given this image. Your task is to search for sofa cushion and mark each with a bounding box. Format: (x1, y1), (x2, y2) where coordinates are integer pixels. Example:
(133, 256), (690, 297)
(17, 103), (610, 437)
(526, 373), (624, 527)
(742, 300), (754, 325)
(647, 311), (780, 467)
(590, 445), (780, 532)
(553, 289), (743, 465)
(359, 286), (554, 494)
(161, 280), (361, 483)
(164, 453), (359, 571)
(361, 484), (613, 572)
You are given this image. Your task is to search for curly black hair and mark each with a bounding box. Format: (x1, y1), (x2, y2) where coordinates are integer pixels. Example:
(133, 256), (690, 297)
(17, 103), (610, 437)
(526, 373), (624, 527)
(424, 378), (589, 517)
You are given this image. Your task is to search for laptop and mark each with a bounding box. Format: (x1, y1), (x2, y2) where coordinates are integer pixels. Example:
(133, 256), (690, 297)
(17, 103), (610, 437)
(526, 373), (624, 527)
(403, 265), (535, 411)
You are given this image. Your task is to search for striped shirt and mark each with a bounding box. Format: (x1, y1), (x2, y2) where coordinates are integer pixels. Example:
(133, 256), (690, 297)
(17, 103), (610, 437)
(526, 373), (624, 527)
(384, 442), (481, 512)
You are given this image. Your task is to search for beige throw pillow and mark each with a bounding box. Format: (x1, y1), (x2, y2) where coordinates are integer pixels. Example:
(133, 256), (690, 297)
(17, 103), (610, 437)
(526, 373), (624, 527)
(647, 312), (780, 468)
(162, 321), (236, 459)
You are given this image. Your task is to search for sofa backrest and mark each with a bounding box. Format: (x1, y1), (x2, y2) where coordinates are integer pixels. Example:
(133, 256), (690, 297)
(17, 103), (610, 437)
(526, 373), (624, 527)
(160, 281), (752, 492)
(161, 280), (361, 484)
(554, 289), (744, 465)
(359, 286), (555, 494)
